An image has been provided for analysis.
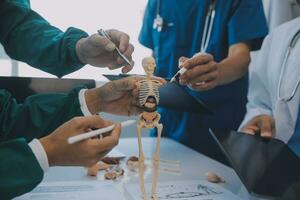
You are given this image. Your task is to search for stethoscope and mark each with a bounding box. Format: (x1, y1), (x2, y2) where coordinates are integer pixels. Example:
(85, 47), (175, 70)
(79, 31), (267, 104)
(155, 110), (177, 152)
(153, 0), (216, 53)
(277, 30), (300, 102)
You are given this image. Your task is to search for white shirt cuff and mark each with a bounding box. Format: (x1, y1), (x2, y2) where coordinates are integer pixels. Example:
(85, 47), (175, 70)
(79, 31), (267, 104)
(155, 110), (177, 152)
(28, 139), (49, 172)
(79, 89), (93, 116)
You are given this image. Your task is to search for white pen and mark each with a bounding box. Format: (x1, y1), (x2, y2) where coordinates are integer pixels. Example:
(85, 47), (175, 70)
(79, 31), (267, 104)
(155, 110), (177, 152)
(68, 120), (136, 144)
(170, 67), (187, 83)
(170, 52), (207, 83)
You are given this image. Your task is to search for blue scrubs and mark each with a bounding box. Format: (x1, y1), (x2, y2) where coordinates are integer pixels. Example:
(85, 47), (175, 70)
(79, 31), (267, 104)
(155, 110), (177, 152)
(139, 0), (268, 162)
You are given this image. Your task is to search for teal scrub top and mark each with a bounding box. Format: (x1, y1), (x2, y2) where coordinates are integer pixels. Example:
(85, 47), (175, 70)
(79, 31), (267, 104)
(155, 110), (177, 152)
(0, 0), (90, 198)
(139, 0), (268, 160)
(0, 87), (86, 199)
(0, 0), (88, 77)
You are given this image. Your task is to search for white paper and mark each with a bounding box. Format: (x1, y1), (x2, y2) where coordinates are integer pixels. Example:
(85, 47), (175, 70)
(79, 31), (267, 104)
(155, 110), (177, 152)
(14, 181), (125, 200)
(125, 180), (242, 200)
(107, 148), (126, 158)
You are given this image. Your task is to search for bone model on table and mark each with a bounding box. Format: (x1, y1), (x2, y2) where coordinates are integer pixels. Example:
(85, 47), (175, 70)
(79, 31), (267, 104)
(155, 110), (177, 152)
(136, 57), (164, 200)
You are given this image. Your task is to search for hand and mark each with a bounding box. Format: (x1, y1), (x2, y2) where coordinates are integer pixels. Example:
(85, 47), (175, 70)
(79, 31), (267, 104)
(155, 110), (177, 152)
(240, 115), (276, 139)
(40, 115), (121, 167)
(85, 76), (166, 116)
(76, 29), (134, 73)
(179, 53), (219, 91)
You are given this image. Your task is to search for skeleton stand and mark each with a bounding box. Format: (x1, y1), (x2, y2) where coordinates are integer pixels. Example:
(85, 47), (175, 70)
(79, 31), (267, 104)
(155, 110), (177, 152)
(136, 57), (163, 200)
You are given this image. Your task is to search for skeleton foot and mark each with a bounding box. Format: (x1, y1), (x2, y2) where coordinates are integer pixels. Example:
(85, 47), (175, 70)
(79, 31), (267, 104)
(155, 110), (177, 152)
(151, 194), (159, 200)
(142, 194), (149, 200)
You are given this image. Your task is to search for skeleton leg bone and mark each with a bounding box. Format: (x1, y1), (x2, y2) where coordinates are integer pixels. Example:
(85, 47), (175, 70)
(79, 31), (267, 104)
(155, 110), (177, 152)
(151, 123), (163, 200)
(137, 124), (148, 200)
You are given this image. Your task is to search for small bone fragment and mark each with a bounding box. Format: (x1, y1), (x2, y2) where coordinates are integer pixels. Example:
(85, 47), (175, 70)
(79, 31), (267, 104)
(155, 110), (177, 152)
(104, 167), (124, 180)
(87, 162), (113, 176)
(101, 157), (122, 165)
(87, 163), (101, 176)
(104, 171), (118, 180)
(205, 172), (225, 183)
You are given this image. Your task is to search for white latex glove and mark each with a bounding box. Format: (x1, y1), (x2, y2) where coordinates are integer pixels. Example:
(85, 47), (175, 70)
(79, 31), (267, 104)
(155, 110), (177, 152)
(76, 29), (134, 73)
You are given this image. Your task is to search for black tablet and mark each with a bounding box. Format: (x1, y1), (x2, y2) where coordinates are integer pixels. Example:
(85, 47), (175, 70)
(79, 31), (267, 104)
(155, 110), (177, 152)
(209, 129), (300, 198)
(103, 74), (212, 114)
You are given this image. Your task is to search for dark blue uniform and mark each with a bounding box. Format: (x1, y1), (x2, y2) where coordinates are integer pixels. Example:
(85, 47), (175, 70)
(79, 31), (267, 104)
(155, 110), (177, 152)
(139, 0), (268, 162)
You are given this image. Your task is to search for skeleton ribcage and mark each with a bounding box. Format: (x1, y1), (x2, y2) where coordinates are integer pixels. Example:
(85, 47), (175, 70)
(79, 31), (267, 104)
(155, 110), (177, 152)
(138, 79), (160, 106)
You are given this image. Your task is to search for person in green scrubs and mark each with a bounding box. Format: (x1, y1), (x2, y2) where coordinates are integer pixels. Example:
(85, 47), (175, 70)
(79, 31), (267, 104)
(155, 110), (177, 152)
(0, 77), (144, 199)
(0, 0), (140, 199)
(0, 0), (134, 75)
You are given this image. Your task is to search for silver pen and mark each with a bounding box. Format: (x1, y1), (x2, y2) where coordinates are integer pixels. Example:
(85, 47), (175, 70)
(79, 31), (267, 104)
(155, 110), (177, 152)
(170, 52), (206, 83)
(170, 67), (187, 83)
(97, 29), (132, 67)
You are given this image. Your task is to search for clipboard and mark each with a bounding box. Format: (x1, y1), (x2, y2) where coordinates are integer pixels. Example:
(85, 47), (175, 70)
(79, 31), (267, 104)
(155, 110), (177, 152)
(209, 129), (300, 198)
(103, 74), (212, 114)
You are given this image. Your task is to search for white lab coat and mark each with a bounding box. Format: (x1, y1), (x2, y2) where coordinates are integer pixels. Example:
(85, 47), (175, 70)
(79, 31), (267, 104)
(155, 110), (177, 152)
(264, 0), (300, 30)
(240, 17), (300, 143)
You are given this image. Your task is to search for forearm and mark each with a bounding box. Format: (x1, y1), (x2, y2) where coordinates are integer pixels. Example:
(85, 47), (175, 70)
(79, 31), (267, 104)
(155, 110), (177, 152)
(0, 87), (86, 142)
(0, 1), (88, 77)
(217, 43), (251, 86)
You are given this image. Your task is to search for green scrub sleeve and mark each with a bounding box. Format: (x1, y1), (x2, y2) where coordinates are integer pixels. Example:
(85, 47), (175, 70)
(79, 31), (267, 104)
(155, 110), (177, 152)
(0, 86), (86, 142)
(0, 0), (89, 77)
(0, 138), (44, 200)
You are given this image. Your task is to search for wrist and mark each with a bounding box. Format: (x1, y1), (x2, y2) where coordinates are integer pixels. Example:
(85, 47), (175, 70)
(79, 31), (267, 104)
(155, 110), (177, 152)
(85, 88), (103, 114)
(75, 38), (87, 64)
(39, 137), (56, 166)
(215, 63), (222, 86)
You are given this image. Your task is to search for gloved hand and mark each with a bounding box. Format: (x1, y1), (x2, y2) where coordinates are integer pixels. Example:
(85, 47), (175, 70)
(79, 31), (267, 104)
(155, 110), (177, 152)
(76, 29), (134, 73)
(40, 115), (121, 167)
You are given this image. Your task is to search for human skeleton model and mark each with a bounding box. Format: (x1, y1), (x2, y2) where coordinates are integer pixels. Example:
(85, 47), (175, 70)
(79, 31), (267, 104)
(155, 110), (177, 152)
(136, 57), (163, 200)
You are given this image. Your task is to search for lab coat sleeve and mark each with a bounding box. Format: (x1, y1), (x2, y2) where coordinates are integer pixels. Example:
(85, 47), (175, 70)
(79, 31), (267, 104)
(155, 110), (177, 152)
(0, 138), (44, 200)
(239, 35), (273, 129)
(0, 0), (88, 77)
(227, 0), (269, 51)
(0, 86), (85, 142)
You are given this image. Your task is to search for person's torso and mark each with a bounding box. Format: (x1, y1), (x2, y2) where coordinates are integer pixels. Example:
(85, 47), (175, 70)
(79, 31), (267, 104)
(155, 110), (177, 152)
(145, 0), (248, 107)
(264, 17), (300, 143)
(150, 0), (235, 74)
